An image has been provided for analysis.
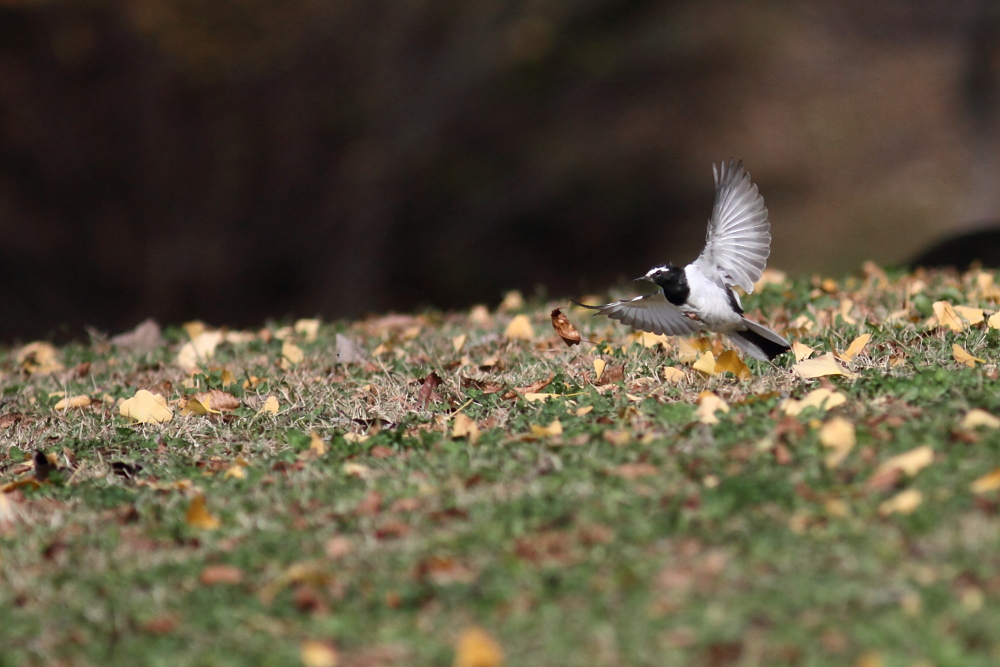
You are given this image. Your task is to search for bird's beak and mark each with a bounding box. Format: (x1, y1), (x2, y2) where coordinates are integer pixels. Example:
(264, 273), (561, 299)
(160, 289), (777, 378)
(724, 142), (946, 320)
(634, 276), (652, 283)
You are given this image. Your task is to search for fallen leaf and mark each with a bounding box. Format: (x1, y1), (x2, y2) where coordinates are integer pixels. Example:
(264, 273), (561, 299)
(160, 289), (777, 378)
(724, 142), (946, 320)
(120, 390), (174, 424)
(593, 358), (607, 383)
(282, 341), (305, 368)
(550, 308), (582, 346)
(575, 405), (594, 416)
(111, 318), (163, 353)
(453, 627), (503, 667)
(301, 640), (339, 667)
(522, 392), (560, 402)
(819, 417), (855, 468)
(452, 334), (467, 354)
(200, 564), (244, 586)
(695, 391), (729, 425)
(791, 341), (815, 362)
(54, 395), (91, 410)
(176, 331), (224, 370)
(970, 468), (1000, 494)
(343, 462), (373, 478)
(714, 350), (751, 379)
(988, 312), (1000, 330)
(17, 341), (64, 375)
(791, 352), (857, 379)
(257, 395), (280, 415)
(504, 314), (534, 341)
(692, 351), (716, 375)
(607, 463), (659, 479)
(195, 389), (240, 412)
(838, 333), (871, 362)
(636, 331), (670, 348)
(780, 388), (846, 416)
(294, 318), (321, 342)
(185, 494), (220, 530)
(335, 334), (367, 364)
(499, 290), (524, 311)
(929, 301), (965, 332)
(960, 409), (1000, 430)
(677, 337), (709, 362)
(530, 419), (562, 438)
(308, 431), (327, 456)
(953, 344), (985, 368)
(452, 413), (480, 444)
(873, 445), (934, 478)
(662, 366), (686, 382)
(878, 489), (923, 515)
(417, 372), (443, 408)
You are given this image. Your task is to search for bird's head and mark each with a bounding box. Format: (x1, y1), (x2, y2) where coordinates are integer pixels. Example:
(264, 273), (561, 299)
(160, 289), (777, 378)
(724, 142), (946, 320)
(637, 264), (682, 289)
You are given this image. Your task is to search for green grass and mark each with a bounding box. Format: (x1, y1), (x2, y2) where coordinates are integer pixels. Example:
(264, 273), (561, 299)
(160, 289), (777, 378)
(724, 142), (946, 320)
(3, 266), (1000, 666)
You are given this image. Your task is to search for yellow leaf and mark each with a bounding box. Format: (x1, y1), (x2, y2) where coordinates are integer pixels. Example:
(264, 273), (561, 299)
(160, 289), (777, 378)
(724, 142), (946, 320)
(970, 468), (1000, 494)
(819, 417), (855, 468)
(257, 395), (280, 415)
(692, 351), (716, 375)
(523, 392), (560, 402)
(677, 337), (709, 363)
(575, 405), (594, 416)
(499, 290), (524, 311)
(781, 388), (846, 416)
(453, 627), (503, 667)
(342, 462), (373, 478)
(838, 299), (857, 325)
(294, 318), (321, 342)
(282, 341), (305, 367)
(185, 494), (220, 530)
(223, 464), (246, 480)
(469, 304), (492, 325)
(960, 409), (1000, 430)
(930, 301), (966, 332)
(791, 341), (815, 362)
(343, 433), (369, 444)
(838, 333), (871, 363)
(530, 419), (562, 438)
(17, 341), (64, 375)
(309, 431), (327, 456)
(181, 396), (214, 416)
(54, 395), (91, 410)
(953, 344), (985, 368)
(176, 331), (224, 370)
(300, 640), (339, 667)
(452, 413), (481, 444)
(504, 314), (534, 341)
(791, 352), (857, 379)
(452, 334), (467, 353)
(714, 350), (750, 379)
(120, 390), (174, 424)
(754, 268), (787, 289)
(183, 320), (207, 339)
(878, 489), (923, 516)
(661, 366), (686, 382)
(874, 445), (934, 478)
(695, 391), (729, 425)
(635, 331), (669, 348)
(955, 306), (985, 325)
(593, 358), (607, 383)
(221, 369), (237, 387)
(988, 312), (1000, 330)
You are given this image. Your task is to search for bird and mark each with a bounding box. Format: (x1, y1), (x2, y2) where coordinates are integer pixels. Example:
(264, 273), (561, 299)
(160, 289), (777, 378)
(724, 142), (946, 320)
(577, 159), (790, 362)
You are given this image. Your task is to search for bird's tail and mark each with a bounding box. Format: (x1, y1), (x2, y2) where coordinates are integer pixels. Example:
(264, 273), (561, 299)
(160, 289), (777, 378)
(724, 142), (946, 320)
(727, 319), (791, 362)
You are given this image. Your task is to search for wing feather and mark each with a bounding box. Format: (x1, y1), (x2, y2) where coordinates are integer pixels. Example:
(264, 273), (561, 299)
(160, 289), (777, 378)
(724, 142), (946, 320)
(694, 159), (771, 293)
(575, 292), (702, 336)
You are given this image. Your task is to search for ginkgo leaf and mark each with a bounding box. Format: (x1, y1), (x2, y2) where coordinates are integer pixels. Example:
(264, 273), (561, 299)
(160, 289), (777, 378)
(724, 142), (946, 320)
(791, 341), (815, 362)
(929, 301), (965, 332)
(954, 306), (985, 325)
(504, 314), (534, 341)
(819, 416), (855, 468)
(878, 489), (922, 515)
(988, 312), (1000, 331)
(453, 627), (503, 667)
(176, 330), (224, 370)
(970, 468), (1000, 494)
(530, 419), (562, 438)
(714, 350), (750, 379)
(17, 341), (64, 375)
(309, 431), (327, 456)
(575, 405), (594, 416)
(550, 308), (582, 346)
(294, 318), (321, 342)
(522, 392), (561, 402)
(301, 640), (339, 667)
(780, 388), (847, 416)
(453, 334), (467, 353)
(874, 445), (934, 478)
(593, 358), (607, 383)
(838, 333), (871, 363)
(54, 395), (91, 410)
(634, 331), (670, 348)
(185, 494), (220, 530)
(181, 395), (215, 416)
(791, 352), (857, 379)
(695, 391), (729, 425)
(120, 390), (173, 424)
(196, 389), (239, 412)
(452, 413), (481, 444)
(960, 409), (1000, 430)
(677, 337), (709, 362)
(662, 366), (686, 382)
(953, 344), (985, 368)
(499, 290), (524, 311)
(692, 351), (716, 375)
(257, 395), (280, 415)
(281, 341), (305, 368)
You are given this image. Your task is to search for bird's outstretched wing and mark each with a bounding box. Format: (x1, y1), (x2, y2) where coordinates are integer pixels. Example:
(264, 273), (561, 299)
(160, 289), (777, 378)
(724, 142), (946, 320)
(575, 292), (702, 336)
(693, 159), (770, 293)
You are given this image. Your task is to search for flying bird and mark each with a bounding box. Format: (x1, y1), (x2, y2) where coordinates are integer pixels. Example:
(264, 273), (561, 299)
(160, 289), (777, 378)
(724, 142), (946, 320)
(578, 159), (790, 362)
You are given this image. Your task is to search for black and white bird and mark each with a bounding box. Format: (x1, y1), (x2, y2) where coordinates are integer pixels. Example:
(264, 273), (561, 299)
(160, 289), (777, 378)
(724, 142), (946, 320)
(578, 159), (791, 362)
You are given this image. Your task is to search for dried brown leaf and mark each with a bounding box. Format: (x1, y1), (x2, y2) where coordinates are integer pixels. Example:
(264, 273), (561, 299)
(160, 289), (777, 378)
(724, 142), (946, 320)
(550, 308), (582, 346)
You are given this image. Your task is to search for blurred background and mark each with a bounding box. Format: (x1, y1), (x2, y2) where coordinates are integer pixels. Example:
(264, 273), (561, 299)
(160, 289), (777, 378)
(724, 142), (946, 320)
(1, 0), (999, 340)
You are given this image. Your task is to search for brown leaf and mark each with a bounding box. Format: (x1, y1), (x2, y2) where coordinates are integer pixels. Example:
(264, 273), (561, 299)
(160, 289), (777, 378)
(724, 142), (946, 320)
(0, 413), (26, 429)
(550, 308), (582, 346)
(606, 463), (659, 479)
(417, 372), (443, 408)
(111, 318), (164, 353)
(200, 564), (244, 586)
